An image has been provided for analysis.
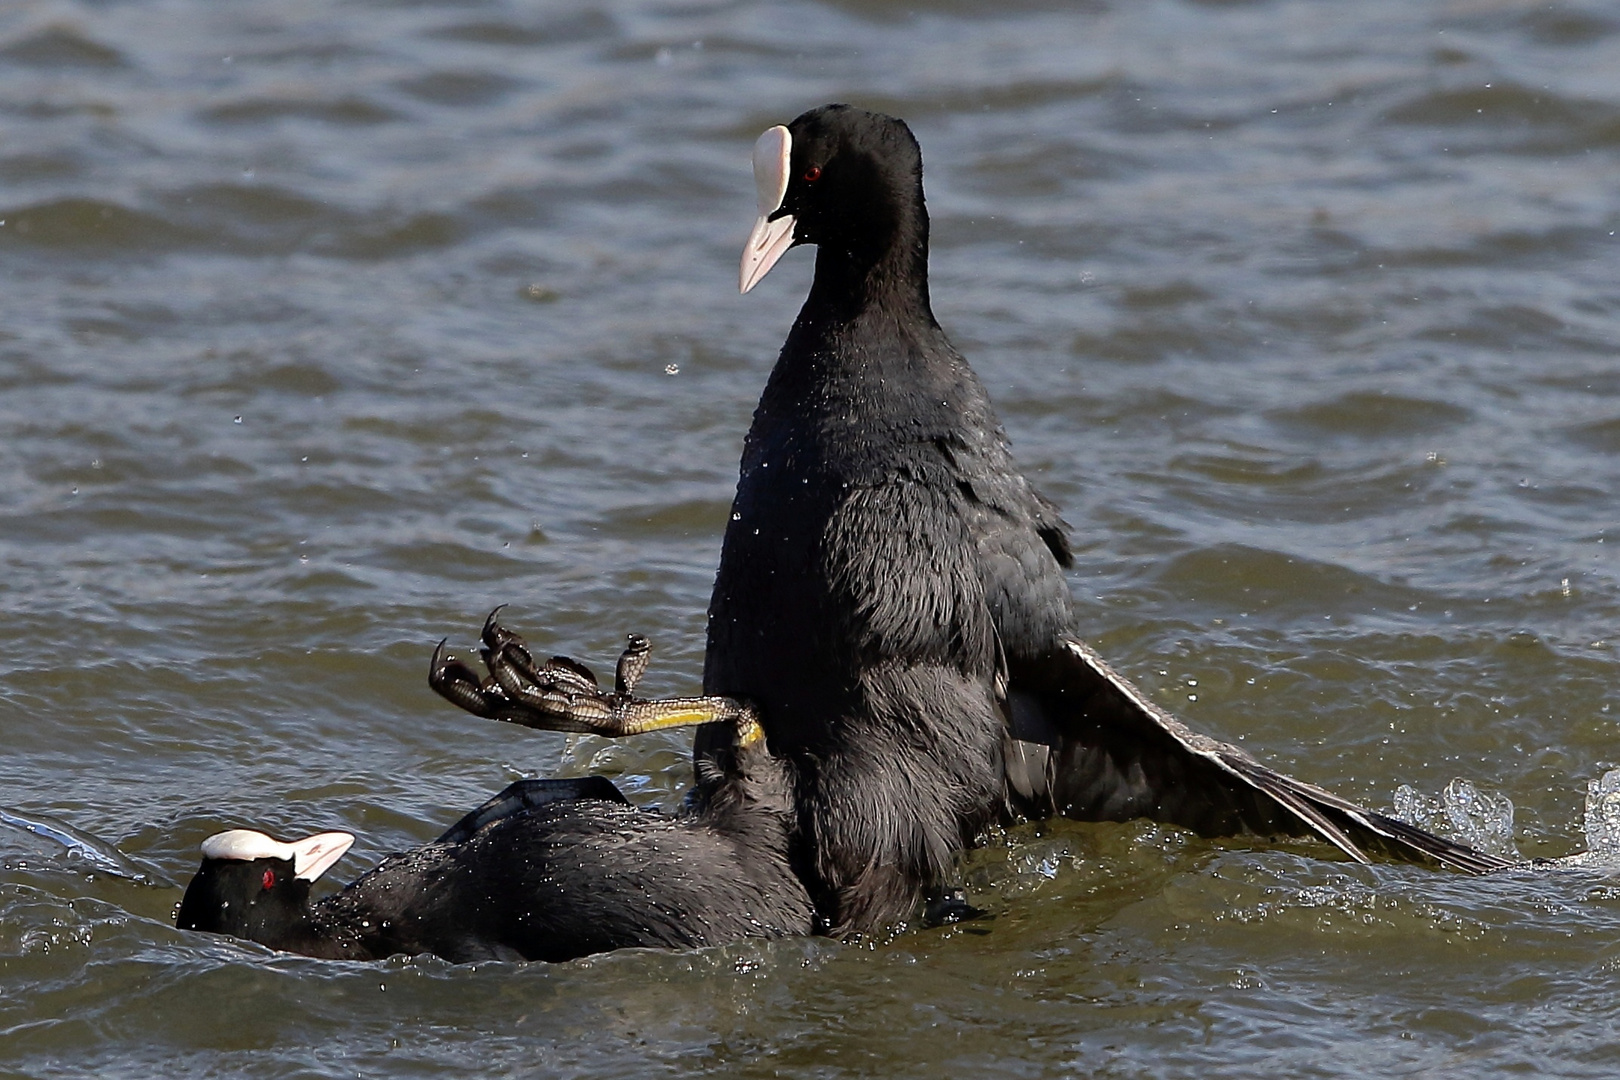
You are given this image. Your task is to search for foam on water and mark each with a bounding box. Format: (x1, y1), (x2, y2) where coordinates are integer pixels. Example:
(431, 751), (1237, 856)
(1392, 778), (1521, 861)
(1393, 768), (1620, 870)
(1577, 768), (1620, 865)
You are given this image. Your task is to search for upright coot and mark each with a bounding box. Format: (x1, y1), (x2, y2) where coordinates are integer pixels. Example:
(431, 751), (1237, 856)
(698, 104), (1507, 933)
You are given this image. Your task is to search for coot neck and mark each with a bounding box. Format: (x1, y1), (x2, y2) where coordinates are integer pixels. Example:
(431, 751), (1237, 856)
(255, 888), (369, 959)
(800, 197), (935, 332)
(267, 903), (367, 960)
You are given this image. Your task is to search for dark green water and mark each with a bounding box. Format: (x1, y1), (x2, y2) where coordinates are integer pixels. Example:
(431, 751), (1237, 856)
(2, 0), (1618, 1075)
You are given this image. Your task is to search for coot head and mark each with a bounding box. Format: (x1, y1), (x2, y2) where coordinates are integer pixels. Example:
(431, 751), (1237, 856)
(176, 828), (353, 947)
(741, 104), (927, 294)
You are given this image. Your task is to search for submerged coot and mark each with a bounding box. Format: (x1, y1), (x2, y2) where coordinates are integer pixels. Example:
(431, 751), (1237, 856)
(180, 656), (811, 963)
(699, 104), (1507, 932)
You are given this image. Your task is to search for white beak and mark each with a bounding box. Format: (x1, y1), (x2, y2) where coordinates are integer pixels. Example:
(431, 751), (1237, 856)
(740, 125), (796, 294)
(200, 828), (356, 882)
(288, 831), (356, 882)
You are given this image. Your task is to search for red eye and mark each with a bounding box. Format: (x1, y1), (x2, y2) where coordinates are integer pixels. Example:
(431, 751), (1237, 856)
(261, 869), (276, 891)
(802, 165), (822, 182)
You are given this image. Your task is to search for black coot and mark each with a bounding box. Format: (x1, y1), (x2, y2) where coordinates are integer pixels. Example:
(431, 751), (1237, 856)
(697, 104), (1507, 932)
(178, 663), (812, 963)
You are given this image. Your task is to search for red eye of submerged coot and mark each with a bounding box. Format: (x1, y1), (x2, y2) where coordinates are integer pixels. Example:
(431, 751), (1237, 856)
(262, 869), (276, 891)
(802, 165), (822, 182)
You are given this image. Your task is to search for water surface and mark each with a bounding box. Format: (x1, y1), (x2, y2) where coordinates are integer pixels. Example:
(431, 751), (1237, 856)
(2, 0), (1618, 1076)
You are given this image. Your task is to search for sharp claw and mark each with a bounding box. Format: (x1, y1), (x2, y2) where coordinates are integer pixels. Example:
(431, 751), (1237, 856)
(481, 609), (525, 659)
(615, 634), (651, 697)
(434, 608), (746, 739)
(482, 616), (548, 680)
(428, 637), (464, 692)
(429, 651), (506, 719)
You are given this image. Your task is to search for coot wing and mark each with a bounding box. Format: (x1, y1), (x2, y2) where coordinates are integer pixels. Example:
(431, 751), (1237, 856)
(1005, 635), (1511, 874)
(435, 777), (629, 846)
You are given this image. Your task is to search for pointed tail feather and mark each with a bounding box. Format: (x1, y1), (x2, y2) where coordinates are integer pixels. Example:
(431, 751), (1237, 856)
(1007, 636), (1512, 874)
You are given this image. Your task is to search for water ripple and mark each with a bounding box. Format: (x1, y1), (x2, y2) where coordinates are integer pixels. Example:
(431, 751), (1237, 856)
(1, 0), (1617, 1075)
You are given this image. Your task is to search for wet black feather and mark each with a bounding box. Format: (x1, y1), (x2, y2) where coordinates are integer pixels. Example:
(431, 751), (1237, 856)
(700, 104), (1507, 933)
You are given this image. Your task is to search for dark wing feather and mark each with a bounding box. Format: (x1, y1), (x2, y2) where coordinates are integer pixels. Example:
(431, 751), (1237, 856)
(1004, 636), (1510, 874)
(435, 777), (629, 845)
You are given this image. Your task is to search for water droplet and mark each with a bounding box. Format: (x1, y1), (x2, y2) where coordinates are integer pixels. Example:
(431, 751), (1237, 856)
(664, 363), (680, 376)
(233, 416), (243, 424)
(731, 512), (741, 521)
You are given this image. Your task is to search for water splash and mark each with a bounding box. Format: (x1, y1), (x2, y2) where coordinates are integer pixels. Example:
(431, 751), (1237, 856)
(1518, 768), (1620, 870)
(0, 806), (173, 886)
(1392, 779), (1520, 860)
(1582, 768), (1620, 860)
(1395, 769), (1620, 870)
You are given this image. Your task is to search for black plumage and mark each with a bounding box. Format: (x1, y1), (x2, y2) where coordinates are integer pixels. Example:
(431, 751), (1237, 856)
(701, 104), (1507, 934)
(184, 106), (1505, 965)
(177, 736), (811, 963)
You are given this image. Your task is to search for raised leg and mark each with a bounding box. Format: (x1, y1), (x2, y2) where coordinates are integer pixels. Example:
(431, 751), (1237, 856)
(429, 609), (762, 740)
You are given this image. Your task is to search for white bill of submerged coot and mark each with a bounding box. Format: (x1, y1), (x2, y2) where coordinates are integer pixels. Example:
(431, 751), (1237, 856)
(178, 663), (813, 963)
(706, 104), (1511, 932)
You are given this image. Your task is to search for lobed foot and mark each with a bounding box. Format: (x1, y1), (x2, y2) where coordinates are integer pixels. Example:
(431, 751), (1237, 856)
(429, 608), (760, 740)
